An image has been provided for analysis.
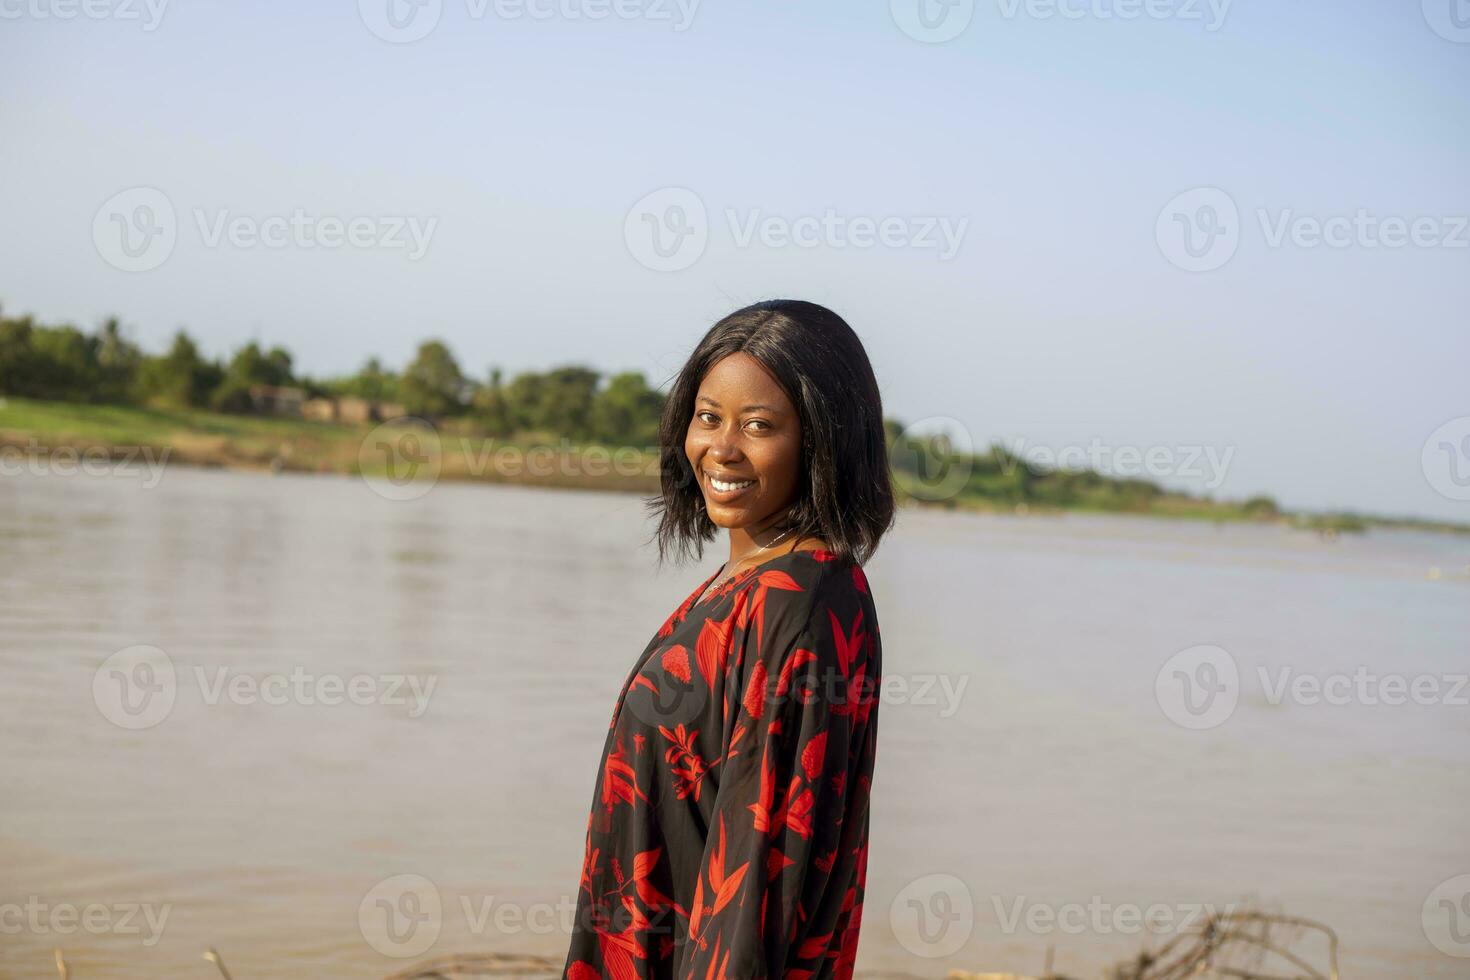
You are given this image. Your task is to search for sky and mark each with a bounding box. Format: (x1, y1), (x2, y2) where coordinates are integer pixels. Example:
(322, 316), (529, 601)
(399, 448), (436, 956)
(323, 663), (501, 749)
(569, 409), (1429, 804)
(1, 0), (1467, 522)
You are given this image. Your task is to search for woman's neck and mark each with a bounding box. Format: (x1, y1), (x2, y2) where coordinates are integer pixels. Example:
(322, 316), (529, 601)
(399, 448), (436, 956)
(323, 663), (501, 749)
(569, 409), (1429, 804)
(725, 510), (798, 566)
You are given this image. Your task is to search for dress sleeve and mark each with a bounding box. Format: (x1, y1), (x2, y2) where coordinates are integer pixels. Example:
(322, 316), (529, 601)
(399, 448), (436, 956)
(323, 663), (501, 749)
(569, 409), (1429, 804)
(675, 570), (879, 980)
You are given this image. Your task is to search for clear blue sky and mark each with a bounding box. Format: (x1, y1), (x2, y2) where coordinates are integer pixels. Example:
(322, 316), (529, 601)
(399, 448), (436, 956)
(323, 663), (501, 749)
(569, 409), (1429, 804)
(2, 0), (1467, 521)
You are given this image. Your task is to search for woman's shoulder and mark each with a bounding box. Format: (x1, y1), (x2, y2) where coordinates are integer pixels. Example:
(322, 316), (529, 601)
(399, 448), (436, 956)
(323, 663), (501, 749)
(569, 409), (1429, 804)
(754, 546), (876, 638)
(744, 547), (879, 687)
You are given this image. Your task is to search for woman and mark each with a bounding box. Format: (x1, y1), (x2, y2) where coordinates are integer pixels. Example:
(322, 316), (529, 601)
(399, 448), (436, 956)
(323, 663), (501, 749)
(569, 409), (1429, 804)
(562, 300), (895, 980)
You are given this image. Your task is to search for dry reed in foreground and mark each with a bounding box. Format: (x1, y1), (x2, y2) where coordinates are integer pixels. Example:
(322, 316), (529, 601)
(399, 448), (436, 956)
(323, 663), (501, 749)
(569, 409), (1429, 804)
(48, 910), (1339, 980)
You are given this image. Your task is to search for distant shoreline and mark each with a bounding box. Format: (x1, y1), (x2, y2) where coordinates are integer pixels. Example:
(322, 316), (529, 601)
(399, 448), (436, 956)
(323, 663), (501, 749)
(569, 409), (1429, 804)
(2, 396), (1466, 537)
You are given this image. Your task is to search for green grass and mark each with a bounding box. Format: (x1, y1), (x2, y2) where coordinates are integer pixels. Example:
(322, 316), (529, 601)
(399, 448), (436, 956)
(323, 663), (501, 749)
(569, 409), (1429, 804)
(0, 396), (347, 445)
(5, 397), (1467, 535)
(0, 396), (660, 491)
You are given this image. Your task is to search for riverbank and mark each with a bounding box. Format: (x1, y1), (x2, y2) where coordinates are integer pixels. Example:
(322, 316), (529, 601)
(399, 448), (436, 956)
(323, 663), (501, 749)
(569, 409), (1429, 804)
(0, 396), (660, 494)
(2, 396), (1464, 535)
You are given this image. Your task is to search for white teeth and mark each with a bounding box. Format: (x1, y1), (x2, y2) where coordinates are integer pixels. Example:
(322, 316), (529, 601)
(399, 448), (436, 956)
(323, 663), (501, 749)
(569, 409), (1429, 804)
(710, 476), (754, 492)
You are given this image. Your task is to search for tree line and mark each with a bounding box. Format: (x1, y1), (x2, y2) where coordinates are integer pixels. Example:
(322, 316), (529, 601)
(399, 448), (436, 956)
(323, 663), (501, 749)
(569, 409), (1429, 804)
(0, 308), (665, 444)
(0, 305), (1287, 516)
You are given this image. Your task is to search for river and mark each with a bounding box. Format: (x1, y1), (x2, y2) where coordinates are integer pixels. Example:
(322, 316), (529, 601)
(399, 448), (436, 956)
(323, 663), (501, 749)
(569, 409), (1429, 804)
(1, 466), (1466, 978)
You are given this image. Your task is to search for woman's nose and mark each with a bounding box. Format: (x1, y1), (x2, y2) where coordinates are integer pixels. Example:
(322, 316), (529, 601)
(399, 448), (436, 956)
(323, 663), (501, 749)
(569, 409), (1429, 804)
(707, 426), (742, 462)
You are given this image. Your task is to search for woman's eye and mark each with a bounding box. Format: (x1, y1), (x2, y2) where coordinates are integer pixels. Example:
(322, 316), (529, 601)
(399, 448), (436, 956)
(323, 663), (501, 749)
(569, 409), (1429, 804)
(697, 411), (718, 425)
(745, 419), (770, 432)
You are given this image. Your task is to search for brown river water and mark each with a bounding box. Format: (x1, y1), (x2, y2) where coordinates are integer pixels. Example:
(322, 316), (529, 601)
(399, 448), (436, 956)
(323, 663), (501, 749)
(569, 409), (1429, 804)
(1, 467), (1466, 978)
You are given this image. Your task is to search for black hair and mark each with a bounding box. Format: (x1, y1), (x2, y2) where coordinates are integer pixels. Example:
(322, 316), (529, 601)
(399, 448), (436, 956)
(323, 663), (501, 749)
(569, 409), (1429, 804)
(647, 299), (895, 568)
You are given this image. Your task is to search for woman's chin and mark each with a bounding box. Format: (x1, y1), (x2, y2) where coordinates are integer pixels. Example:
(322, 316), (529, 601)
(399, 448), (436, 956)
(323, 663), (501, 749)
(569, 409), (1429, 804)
(704, 505), (744, 527)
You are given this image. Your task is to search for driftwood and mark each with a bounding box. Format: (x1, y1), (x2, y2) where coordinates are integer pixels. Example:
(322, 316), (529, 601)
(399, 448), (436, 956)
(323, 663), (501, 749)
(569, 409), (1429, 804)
(47, 909), (1340, 980)
(947, 910), (1340, 980)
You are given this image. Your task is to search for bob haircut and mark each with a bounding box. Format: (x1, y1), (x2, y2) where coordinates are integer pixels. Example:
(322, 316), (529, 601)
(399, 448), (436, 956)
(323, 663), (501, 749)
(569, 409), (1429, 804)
(648, 299), (895, 568)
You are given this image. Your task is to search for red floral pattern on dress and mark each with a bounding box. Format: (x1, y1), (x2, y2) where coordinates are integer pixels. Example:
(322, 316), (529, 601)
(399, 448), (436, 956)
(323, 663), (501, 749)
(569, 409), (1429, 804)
(563, 548), (882, 980)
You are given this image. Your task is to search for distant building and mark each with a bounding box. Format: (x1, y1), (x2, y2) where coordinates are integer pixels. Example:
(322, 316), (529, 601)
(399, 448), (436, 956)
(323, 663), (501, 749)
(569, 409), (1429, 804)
(295, 394), (407, 424)
(301, 397), (337, 422)
(337, 397), (375, 425)
(248, 385), (306, 417)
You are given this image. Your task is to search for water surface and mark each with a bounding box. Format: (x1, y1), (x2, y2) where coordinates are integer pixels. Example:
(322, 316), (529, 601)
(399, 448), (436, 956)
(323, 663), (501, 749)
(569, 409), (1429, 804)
(1, 467), (1465, 978)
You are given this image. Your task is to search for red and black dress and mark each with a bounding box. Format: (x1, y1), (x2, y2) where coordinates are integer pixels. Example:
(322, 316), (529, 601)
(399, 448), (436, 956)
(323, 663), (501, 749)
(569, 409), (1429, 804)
(562, 547), (882, 980)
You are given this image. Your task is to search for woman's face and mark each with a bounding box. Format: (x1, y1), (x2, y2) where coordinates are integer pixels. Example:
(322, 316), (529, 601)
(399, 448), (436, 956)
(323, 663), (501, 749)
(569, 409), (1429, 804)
(684, 352), (803, 530)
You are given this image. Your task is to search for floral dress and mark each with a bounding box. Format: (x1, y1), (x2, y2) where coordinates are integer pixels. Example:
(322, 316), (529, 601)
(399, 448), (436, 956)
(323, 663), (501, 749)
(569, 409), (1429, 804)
(562, 547), (882, 980)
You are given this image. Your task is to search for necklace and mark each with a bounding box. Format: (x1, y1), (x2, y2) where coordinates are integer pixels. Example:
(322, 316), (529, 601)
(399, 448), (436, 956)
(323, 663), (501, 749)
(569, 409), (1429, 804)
(697, 523), (797, 604)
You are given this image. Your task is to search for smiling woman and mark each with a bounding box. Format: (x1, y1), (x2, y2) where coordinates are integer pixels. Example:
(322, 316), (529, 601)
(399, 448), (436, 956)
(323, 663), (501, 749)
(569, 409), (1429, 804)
(561, 300), (895, 980)
(653, 300), (895, 573)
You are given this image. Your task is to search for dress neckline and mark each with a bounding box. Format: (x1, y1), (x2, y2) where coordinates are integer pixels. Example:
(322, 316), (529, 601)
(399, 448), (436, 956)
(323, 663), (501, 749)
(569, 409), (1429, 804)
(685, 546), (830, 617)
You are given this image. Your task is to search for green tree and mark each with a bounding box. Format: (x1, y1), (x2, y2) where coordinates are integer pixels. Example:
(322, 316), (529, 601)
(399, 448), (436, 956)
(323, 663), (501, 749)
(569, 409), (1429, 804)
(0, 315), (42, 397)
(501, 366), (602, 438)
(1242, 495), (1280, 519)
(538, 366), (600, 439)
(212, 341), (296, 412)
(471, 366), (514, 436)
(399, 339), (467, 417)
(95, 317), (143, 402)
(503, 370), (546, 432)
(591, 371), (664, 445)
(24, 322), (125, 402)
(353, 357), (398, 402)
(138, 331), (221, 408)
